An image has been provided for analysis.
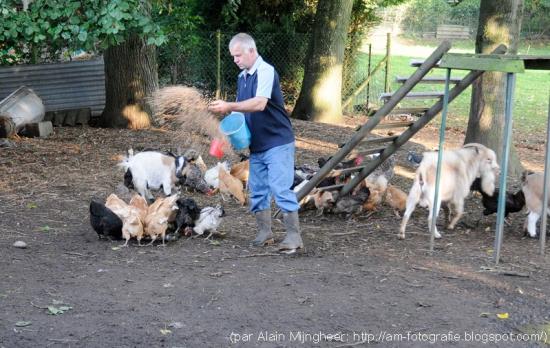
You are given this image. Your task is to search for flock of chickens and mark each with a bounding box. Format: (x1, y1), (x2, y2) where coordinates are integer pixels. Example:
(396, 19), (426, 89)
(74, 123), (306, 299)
(295, 154), (408, 218)
(89, 146), (409, 246)
(89, 148), (250, 246)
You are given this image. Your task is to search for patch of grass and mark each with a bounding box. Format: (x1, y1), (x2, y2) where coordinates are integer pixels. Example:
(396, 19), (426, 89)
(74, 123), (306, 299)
(352, 40), (550, 134)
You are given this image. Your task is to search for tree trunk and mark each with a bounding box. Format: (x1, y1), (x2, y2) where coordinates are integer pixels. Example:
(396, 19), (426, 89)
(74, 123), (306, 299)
(465, 0), (523, 176)
(100, 34), (158, 129)
(291, 0), (353, 124)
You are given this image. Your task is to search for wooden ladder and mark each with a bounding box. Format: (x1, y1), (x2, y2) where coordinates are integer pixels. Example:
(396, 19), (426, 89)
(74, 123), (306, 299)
(293, 41), (507, 203)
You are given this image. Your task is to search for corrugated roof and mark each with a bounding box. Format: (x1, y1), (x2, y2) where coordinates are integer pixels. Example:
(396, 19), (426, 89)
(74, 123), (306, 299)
(0, 58), (105, 116)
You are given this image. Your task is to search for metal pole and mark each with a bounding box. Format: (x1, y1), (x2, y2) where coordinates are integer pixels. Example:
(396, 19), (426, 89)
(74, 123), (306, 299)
(216, 30), (221, 99)
(494, 73), (516, 264)
(384, 33), (391, 93)
(366, 44), (372, 111)
(430, 68), (452, 252)
(539, 92), (550, 255)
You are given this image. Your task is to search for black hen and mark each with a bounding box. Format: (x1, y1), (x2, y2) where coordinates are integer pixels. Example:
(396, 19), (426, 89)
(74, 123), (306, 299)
(470, 178), (525, 217)
(165, 198), (202, 241)
(89, 199), (123, 240)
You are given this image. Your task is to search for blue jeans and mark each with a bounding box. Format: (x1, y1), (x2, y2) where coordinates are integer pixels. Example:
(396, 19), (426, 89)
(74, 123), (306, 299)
(249, 142), (300, 213)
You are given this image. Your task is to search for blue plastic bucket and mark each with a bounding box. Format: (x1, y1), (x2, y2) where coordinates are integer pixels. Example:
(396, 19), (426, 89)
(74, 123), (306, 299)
(220, 112), (251, 150)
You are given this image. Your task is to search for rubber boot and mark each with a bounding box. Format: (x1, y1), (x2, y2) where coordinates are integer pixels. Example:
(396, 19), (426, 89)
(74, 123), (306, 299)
(252, 209), (274, 246)
(278, 211), (304, 252)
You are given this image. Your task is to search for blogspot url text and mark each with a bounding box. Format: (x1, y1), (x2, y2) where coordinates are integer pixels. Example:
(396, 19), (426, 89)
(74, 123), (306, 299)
(228, 330), (548, 345)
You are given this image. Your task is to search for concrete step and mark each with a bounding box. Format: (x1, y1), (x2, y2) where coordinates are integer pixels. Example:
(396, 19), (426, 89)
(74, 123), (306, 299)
(19, 121), (53, 138)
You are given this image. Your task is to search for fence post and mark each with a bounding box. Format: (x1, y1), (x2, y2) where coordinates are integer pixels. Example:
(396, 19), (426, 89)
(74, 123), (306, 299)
(366, 43), (372, 111)
(384, 32), (391, 93)
(216, 30), (221, 99)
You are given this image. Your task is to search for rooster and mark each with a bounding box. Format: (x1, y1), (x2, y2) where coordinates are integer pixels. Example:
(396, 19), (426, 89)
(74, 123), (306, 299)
(193, 205), (226, 239)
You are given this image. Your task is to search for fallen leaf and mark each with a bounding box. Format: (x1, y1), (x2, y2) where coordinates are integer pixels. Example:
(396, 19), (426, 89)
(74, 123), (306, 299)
(111, 247), (121, 251)
(497, 313), (509, 319)
(160, 329), (172, 335)
(15, 321), (31, 327)
(210, 240), (221, 246)
(486, 249), (493, 254)
(26, 202), (37, 209)
(47, 306), (63, 315)
(38, 226), (50, 232)
(517, 287), (524, 295)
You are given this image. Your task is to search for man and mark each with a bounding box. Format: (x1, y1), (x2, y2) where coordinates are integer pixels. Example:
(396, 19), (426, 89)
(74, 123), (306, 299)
(209, 33), (303, 253)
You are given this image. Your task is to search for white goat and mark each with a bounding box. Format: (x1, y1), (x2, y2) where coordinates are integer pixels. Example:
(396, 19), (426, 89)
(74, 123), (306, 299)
(522, 172), (550, 238)
(399, 143), (499, 239)
(119, 150), (186, 201)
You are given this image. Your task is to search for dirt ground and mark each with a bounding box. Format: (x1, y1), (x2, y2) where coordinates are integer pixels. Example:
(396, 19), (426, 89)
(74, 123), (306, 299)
(1, 116), (549, 348)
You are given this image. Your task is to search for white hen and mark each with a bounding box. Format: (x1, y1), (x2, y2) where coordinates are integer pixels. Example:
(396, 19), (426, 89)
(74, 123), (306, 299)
(204, 161), (230, 189)
(193, 205), (225, 239)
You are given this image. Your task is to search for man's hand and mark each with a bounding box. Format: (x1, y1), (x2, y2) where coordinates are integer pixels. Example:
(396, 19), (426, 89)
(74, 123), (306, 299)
(208, 100), (231, 115)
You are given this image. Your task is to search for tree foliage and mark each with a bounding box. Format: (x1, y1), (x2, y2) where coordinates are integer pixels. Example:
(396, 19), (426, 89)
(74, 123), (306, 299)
(0, 0), (166, 64)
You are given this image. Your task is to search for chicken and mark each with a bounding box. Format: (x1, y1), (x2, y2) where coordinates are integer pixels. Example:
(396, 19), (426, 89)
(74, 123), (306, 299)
(89, 199), (123, 240)
(366, 154), (395, 183)
(193, 205), (226, 239)
(144, 194), (179, 245)
(129, 194), (148, 221)
(363, 175), (388, 211)
(105, 193), (145, 246)
(334, 186), (370, 216)
(204, 161), (230, 189)
(230, 159), (249, 185)
(180, 162), (213, 194)
(385, 184), (407, 217)
(312, 190), (337, 215)
(219, 167), (247, 205)
(171, 198), (202, 240)
(184, 148), (207, 174)
(317, 155), (364, 170)
(470, 177), (525, 219)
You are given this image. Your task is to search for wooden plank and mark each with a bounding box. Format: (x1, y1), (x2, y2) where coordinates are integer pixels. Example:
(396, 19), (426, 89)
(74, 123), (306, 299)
(440, 53), (525, 72)
(375, 121), (415, 129)
(517, 55), (550, 70)
(356, 146), (386, 156)
(339, 135), (398, 148)
(395, 76), (462, 84)
(389, 107), (429, 114)
(380, 91), (444, 100)
(410, 59), (440, 67)
(330, 165), (366, 176)
(317, 183), (344, 192)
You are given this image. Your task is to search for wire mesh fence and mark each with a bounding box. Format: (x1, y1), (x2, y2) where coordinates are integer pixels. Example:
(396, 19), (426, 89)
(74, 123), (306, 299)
(158, 31), (391, 116)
